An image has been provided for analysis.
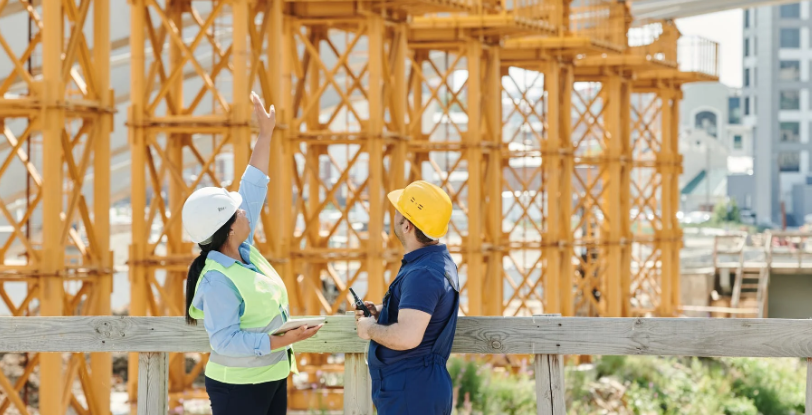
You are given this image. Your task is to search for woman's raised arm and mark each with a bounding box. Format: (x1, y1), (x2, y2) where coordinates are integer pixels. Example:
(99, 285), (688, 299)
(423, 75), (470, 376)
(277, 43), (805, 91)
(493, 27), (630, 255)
(248, 91), (275, 176)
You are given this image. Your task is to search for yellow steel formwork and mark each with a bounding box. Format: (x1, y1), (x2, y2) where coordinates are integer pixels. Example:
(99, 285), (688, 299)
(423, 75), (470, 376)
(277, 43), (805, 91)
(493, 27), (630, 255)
(0, 0), (113, 412)
(0, 0), (719, 412)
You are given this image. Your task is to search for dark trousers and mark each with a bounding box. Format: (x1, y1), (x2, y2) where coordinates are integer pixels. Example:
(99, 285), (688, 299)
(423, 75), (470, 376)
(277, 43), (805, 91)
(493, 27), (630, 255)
(205, 376), (287, 415)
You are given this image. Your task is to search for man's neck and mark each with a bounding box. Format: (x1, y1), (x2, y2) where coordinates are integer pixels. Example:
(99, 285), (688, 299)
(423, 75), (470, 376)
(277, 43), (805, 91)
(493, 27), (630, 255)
(403, 241), (439, 255)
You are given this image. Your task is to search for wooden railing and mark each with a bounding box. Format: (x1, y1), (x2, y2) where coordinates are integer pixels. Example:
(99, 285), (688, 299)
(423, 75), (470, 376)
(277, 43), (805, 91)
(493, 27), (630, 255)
(5, 315), (812, 414)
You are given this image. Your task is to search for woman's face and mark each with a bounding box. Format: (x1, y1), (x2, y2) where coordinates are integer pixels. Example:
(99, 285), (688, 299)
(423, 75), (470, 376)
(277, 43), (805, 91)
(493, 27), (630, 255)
(230, 209), (250, 244)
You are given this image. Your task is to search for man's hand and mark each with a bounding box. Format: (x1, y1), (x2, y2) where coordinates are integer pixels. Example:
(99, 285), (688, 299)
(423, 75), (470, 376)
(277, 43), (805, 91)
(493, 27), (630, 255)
(356, 317), (375, 340)
(251, 91), (276, 138)
(355, 301), (380, 320)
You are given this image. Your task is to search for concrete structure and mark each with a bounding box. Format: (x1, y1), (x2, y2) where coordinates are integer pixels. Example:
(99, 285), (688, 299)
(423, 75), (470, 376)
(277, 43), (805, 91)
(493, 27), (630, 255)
(679, 83), (754, 213)
(743, 1), (812, 226)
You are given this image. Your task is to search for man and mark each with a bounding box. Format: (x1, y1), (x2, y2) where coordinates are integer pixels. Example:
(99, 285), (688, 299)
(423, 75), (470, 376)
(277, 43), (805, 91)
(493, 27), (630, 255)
(355, 180), (460, 415)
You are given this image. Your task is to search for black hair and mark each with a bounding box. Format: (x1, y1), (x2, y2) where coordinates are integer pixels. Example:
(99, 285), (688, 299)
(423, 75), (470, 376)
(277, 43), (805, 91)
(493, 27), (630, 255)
(413, 225), (434, 245)
(185, 213), (237, 325)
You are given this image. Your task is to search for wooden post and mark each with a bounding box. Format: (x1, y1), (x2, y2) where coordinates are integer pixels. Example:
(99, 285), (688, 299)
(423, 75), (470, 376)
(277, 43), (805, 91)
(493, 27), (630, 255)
(534, 314), (566, 415)
(806, 358), (812, 415)
(345, 312), (373, 414)
(137, 352), (169, 415)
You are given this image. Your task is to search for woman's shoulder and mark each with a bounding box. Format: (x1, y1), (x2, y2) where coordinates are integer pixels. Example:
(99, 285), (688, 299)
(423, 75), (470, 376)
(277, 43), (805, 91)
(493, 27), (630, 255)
(199, 269), (239, 292)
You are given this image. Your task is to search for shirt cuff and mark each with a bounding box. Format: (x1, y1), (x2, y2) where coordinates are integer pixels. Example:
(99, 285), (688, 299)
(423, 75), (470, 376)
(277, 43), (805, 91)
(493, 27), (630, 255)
(242, 165), (270, 187)
(399, 304), (435, 315)
(254, 333), (271, 356)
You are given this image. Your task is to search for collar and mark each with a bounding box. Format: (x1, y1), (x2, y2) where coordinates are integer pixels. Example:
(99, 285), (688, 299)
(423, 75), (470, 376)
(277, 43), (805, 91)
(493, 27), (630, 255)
(402, 244), (447, 264)
(206, 243), (251, 268)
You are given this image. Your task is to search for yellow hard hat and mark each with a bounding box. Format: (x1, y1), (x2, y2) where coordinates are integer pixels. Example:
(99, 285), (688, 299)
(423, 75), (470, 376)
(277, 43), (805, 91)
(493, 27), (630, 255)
(387, 181), (452, 240)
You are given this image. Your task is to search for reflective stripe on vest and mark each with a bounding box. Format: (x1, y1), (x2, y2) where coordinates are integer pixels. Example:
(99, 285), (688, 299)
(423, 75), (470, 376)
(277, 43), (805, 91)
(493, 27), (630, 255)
(207, 313), (288, 368)
(189, 245), (293, 373)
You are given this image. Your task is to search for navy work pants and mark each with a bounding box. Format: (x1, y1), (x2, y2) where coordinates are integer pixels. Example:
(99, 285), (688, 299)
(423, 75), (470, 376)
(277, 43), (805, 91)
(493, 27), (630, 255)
(370, 356), (453, 415)
(205, 376), (287, 415)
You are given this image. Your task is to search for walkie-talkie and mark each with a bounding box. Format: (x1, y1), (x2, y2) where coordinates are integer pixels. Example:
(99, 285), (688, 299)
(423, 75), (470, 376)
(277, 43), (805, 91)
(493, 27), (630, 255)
(349, 288), (372, 317)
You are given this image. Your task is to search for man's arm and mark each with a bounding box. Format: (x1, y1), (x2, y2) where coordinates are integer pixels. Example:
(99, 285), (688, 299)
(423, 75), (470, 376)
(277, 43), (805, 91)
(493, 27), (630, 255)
(365, 309), (431, 351)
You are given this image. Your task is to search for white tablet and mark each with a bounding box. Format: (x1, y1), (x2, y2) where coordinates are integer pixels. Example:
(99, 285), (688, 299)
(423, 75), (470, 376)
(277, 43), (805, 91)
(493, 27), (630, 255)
(270, 317), (326, 335)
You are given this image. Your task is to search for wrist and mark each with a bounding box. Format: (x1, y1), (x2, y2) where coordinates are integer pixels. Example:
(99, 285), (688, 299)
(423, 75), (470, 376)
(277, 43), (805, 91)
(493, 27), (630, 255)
(270, 334), (290, 350)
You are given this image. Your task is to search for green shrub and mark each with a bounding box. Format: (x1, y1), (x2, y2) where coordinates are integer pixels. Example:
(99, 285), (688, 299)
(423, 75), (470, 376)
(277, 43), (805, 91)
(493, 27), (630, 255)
(727, 357), (805, 414)
(481, 371), (536, 415)
(448, 356), (486, 412)
(445, 356), (805, 415)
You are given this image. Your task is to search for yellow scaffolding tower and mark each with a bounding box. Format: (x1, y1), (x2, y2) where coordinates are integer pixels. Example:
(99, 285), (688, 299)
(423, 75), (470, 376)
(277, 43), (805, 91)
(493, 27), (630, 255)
(0, 0), (113, 412)
(0, 0), (719, 412)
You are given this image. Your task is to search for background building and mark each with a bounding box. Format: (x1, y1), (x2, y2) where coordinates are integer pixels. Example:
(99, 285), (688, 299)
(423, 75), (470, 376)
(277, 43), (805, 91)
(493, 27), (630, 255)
(679, 83), (754, 214)
(744, 2), (812, 226)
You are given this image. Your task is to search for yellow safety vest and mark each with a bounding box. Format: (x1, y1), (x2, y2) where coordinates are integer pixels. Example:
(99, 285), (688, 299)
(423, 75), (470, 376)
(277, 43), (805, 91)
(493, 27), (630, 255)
(189, 244), (297, 384)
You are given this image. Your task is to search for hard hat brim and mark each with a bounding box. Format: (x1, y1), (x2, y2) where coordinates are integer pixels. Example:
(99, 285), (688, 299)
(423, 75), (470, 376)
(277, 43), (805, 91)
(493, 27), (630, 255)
(387, 189), (404, 214)
(227, 191), (243, 210)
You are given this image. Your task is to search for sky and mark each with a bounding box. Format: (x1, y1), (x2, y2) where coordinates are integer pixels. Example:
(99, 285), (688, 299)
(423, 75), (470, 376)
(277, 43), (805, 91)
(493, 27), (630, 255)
(676, 10), (744, 87)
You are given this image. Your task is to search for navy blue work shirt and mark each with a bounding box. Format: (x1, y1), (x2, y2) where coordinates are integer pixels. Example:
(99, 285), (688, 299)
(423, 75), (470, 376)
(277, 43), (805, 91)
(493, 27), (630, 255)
(373, 244), (459, 365)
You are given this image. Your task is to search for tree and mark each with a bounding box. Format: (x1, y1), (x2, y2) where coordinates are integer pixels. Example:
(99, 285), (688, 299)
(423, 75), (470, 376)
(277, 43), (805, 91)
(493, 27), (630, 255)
(712, 201), (729, 224)
(728, 200), (741, 223)
(711, 200), (742, 225)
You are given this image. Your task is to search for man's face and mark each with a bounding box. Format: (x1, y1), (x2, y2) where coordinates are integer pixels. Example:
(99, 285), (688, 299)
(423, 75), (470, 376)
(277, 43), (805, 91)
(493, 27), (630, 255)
(392, 210), (406, 246)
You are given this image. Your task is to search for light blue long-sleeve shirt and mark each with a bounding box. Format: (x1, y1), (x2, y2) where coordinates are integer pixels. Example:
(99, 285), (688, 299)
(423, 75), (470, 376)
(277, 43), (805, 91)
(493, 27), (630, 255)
(191, 165), (274, 357)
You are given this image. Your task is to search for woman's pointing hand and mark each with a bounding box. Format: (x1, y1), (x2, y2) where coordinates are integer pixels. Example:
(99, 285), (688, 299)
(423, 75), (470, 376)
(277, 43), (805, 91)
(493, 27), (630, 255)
(251, 91), (276, 138)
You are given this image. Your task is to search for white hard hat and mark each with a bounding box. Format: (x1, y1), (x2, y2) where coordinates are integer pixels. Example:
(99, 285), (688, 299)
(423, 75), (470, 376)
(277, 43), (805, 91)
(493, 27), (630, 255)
(182, 187), (243, 244)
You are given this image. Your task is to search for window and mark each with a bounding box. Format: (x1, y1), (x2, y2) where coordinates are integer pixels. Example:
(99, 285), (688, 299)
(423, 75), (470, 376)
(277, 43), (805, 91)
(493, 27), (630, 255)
(781, 90), (801, 110)
(744, 9), (750, 28)
(744, 38), (750, 57)
(729, 97), (742, 124)
(744, 68), (750, 87)
(754, 37), (757, 55)
(695, 111), (718, 137)
(734, 135), (743, 149)
(755, 96), (758, 114)
(754, 68), (758, 86)
(744, 97), (750, 115)
(781, 122), (801, 142)
(729, 98), (742, 124)
(780, 61), (801, 81)
(779, 152), (801, 172)
(780, 28), (801, 48)
(780, 3), (801, 18)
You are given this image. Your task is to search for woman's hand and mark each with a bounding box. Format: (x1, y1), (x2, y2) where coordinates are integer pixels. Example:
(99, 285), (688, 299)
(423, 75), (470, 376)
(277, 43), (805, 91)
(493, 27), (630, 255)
(270, 324), (324, 350)
(251, 91), (275, 138)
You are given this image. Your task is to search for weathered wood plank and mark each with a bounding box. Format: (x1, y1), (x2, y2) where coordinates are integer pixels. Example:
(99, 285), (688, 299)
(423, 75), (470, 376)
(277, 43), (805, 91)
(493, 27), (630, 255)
(807, 358), (812, 415)
(533, 315), (565, 415)
(549, 354), (566, 415)
(3, 316), (812, 358)
(451, 316), (812, 358)
(535, 355), (553, 415)
(137, 352), (168, 415)
(342, 311), (373, 415)
(344, 353), (373, 414)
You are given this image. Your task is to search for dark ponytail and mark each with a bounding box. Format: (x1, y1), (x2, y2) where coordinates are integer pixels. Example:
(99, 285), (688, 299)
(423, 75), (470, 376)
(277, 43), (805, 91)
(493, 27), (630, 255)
(185, 214), (237, 325)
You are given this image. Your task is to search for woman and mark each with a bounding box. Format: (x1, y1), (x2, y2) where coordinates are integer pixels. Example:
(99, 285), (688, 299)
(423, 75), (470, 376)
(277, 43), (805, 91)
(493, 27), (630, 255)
(182, 92), (322, 414)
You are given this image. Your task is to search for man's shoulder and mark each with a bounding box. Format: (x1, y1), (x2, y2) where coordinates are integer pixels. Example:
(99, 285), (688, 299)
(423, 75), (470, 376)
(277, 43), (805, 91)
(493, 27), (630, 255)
(401, 265), (454, 292)
(402, 264), (446, 280)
